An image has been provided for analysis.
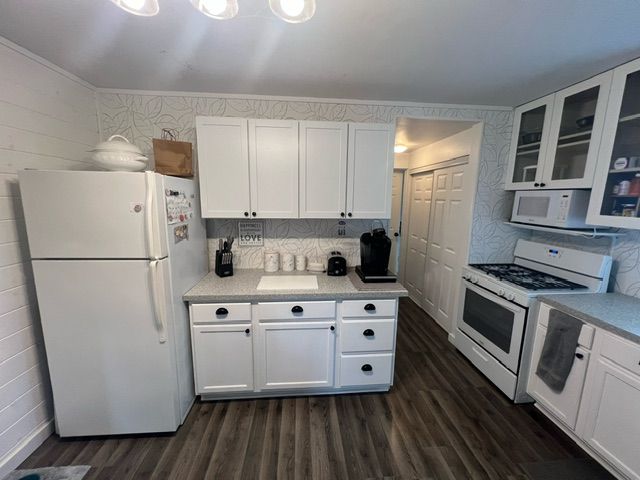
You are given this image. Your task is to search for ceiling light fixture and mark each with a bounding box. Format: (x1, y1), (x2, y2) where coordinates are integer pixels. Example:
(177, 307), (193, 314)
(269, 0), (316, 23)
(394, 145), (408, 153)
(190, 0), (238, 19)
(110, 0), (159, 16)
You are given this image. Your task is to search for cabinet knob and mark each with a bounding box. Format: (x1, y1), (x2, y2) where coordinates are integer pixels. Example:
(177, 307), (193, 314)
(347, 212), (353, 217)
(364, 303), (376, 312)
(363, 329), (375, 337)
(291, 305), (304, 314)
(330, 325), (335, 331)
(244, 212), (249, 217)
(534, 183), (540, 187)
(245, 328), (250, 334)
(252, 212), (257, 217)
(575, 352), (584, 359)
(393, 232), (399, 237)
(215, 307), (228, 316)
(361, 364), (373, 372)
(540, 182), (546, 187)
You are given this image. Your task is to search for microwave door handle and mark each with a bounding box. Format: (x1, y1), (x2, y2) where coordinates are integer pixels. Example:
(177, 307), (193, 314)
(149, 260), (167, 343)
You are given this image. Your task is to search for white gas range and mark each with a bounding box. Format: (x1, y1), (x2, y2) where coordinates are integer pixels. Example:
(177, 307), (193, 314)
(454, 240), (612, 403)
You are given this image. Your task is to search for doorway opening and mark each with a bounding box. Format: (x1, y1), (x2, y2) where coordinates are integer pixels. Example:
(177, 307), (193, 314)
(392, 117), (484, 334)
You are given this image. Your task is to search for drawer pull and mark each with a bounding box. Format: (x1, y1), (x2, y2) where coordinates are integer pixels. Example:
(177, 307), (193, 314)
(215, 307), (228, 316)
(575, 352), (584, 360)
(245, 328), (250, 334)
(364, 303), (376, 312)
(361, 364), (373, 372)
(330, 326), (335, 331)
(363, 329), (375, 337)
(291, 305), (304, 314)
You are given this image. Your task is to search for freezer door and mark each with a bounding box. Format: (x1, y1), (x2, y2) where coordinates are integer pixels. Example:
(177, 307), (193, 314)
(18, 170), (166, 259)
(32, 259), (181, 436)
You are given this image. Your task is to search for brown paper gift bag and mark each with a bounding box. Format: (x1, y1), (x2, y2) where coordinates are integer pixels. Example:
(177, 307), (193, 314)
(152, 128), (193, 177)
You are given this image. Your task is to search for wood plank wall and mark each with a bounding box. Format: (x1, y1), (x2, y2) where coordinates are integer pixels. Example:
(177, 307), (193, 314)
(0, 37), (98, 475)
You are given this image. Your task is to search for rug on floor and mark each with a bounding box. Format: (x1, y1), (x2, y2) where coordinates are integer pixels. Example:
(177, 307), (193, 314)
(520, 458), (615, 480)
(2, 466), (91, 480)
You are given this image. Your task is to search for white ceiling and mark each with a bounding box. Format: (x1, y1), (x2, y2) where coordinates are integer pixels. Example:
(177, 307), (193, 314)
(395, 117), (476, 152)
(2, 0), (640, 106)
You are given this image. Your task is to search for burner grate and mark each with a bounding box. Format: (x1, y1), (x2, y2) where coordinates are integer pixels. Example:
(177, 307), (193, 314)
(469, 263), (588, 291)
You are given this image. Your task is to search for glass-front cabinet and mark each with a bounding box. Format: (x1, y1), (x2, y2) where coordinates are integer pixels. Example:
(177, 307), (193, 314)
(588, 58), (640, 228)
(506, 72), (612, 190)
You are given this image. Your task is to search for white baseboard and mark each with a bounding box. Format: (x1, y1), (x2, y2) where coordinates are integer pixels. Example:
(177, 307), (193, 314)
(0, 420), (54, 478)
(448, 333), (456, 345)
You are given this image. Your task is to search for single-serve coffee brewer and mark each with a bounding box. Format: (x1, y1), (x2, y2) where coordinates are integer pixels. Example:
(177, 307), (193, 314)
(355, 221), (397, 283)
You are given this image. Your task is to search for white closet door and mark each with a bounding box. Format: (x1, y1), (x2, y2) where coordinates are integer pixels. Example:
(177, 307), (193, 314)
(403, 172), (433, 305)
(424, 162), (469, 333)
(346, 123), (395, 219)
(195, 117), (251, 218)
(299, 121), (348, 218)
(248, 119), (299, 218)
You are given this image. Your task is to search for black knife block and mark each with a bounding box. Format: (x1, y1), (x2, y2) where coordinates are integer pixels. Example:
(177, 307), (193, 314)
(215, 250), (233, 278)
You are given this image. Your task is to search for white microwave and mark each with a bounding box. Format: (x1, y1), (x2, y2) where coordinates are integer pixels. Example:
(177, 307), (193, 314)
(511, 189), (592, 228)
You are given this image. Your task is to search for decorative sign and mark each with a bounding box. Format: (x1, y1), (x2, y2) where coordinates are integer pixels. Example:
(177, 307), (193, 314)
(165, 189), (193, 225)
(238, 221), (264, 246)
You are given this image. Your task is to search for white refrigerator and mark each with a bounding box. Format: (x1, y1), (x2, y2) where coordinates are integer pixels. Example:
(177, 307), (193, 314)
(18, 170), (208, 437)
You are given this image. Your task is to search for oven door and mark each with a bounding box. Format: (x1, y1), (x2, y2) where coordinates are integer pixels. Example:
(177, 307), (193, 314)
(458, 280), (526, 373)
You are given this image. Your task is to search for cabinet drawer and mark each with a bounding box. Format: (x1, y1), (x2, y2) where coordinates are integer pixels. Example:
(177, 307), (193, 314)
(341, 319), (395, 352)
(341, 299), (396, 318)
(340, 353), (393, 387)
(600, 333), (640, 376)
(191, 303), (252, 324)
(538, 305), (595, 349)
(257, 301), (335, 320)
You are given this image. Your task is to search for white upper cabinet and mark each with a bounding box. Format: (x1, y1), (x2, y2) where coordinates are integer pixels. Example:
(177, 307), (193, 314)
(299, 121), (348, 218)
(347, 123), (395, 218)
(196, 116), (251, 218)
(196, 117), (394, 219)
(506, 72), (612, 190)
(588, 58), (640, 229)
(248, 119), (299, 218)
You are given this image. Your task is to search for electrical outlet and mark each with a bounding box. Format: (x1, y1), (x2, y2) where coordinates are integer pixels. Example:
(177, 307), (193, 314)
(337, 220), (346, 237)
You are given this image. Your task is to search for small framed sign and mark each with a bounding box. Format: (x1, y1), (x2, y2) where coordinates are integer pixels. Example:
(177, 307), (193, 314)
(238, 221), (264, 247)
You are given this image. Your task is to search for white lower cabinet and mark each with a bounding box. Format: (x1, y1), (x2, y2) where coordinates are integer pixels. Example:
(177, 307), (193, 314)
(528, 302), (640, 480)
(257, 321), (335, 390)
(192, 324), (254, 394)
(189, 298), (398, 398)
(580, 354), (640, 480)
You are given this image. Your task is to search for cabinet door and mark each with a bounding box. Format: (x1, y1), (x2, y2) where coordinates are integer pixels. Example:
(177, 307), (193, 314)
(346, 123), (395, 219)
(248, 119), (299, 218)
(195, 117), (250, 218)
(542, 72), (613, 189)
(192, 324), (254, 394)
(505, 95), (554, 190)
(299, 121), (348, 218)
(588, 58), (640, 229)
(527, 324), (589, 430)
(257, 321), (335, 390)
(581, 358), (640, 480)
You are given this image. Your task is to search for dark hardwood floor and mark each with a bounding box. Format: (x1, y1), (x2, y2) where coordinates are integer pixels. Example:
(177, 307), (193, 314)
(19, 298), (592, 479)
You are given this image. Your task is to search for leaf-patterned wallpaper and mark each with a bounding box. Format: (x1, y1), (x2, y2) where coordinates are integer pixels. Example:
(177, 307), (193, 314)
(97, 91), (527, 269)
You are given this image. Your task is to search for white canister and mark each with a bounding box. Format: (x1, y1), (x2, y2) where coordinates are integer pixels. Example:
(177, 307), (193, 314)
(619, 180), (631, 196)
(264, 252), (280, 273)
(282, 253), (295, 272)
(295, 254), (307, 271)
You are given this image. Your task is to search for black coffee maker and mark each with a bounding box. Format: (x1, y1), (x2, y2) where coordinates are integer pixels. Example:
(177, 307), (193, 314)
(355, 221), (397, 283)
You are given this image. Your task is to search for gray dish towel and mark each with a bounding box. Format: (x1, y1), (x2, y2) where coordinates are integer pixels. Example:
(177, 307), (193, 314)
(536, 308), (583, 392)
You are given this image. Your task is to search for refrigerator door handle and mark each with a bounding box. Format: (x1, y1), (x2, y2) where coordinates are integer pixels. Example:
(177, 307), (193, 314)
(144, 171), (159, 260)
(149, 260), (167, 343)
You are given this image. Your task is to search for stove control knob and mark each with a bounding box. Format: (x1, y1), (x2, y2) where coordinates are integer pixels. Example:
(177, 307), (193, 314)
(471, 275), (479, 284)
(462, 273), (470, 280)
(498, 289), (506, 297)
(506, 293), (516, 301)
